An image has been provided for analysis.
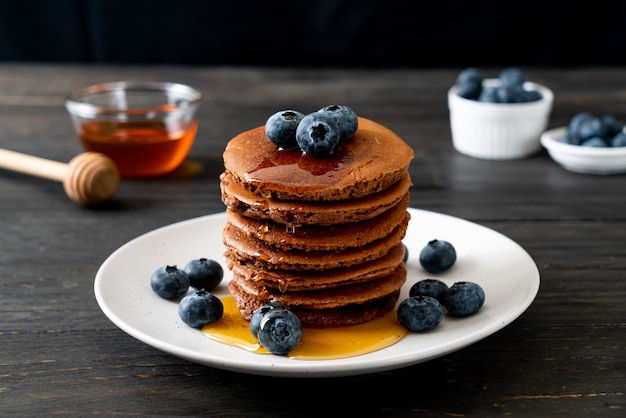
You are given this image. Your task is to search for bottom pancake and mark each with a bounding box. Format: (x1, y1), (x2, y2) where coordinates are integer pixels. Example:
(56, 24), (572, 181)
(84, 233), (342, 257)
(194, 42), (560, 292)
(228, 265), (406, 328)
(289, 292), (400, 328)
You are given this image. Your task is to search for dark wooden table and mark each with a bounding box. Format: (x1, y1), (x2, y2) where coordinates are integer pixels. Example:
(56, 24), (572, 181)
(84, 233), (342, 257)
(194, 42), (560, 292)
(1, 64), (624, 417)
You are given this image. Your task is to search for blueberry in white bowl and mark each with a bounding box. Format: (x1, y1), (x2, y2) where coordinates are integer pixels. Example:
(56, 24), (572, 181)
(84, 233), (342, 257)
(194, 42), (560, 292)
(449, 67), (554, 160)
(541, 112), (626, 175)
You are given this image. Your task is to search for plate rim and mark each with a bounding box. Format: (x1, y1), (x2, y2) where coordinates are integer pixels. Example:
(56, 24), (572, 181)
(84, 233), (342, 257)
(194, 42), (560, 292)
(94, 208), (540, 378)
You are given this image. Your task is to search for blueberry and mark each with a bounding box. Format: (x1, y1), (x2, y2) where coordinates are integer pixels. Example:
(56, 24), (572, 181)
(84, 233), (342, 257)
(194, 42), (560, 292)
(402, 244), (409, 263)
(499, 67), (526, 88)
(178, 289), (224, 328)
(184, 258), (223, 291)
(150, 265), (189, 300)
(257, 308), (302, 355)
(524, 89), (543, 102)
(295, 112), (341, 156)
(397, 296), (444, 332)
(565, 112), (626, 146)
(265, 110), (305, 150)
(578, 115), (607, 141)
(602, 114), (624, 138)
(561, 134), (583, 145)
(568, 112), (593, 139)
(409, 279), (449, 304)
(611, 131), (626, 147)
(419, 239), (457, 274)
(478, 85), (499, 103)
(457, 67), (483, 86)
(443, 281), (485, 317)
(496, 84), (527, 103)
(457, 83), (482, 100)
(581, 137), (608, 147)
(563, 124), (585, 145)
(249, 302), (284, 338)
(317, 104), (358, 141)
(456, 67), (483, 100)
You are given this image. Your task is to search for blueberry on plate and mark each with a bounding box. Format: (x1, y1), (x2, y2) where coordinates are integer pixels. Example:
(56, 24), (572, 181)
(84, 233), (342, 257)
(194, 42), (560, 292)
(265, 110), (305, 150)
(150, 265), (189, 300)
(419, 239), (457, 274)
(295, 112), (341, 156)
(257, 307), (302, 355)
(402, 244), (409, 263)
(317, 104), (358, 141)
(249, 302), (284, 338)
(397, 296), (444, 332)
(178, 289), (224, 328)
(443, 281), (485, 317)
(409, 278), (449, 304)
(184, 258), (223, 291)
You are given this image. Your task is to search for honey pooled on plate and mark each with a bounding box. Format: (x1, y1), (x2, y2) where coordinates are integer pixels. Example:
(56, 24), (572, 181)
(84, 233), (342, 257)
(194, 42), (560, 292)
(203, 296), (408, 360)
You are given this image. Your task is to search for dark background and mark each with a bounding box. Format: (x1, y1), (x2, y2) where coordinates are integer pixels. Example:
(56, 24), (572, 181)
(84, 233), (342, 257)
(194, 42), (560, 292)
(1, 0), (626, 67)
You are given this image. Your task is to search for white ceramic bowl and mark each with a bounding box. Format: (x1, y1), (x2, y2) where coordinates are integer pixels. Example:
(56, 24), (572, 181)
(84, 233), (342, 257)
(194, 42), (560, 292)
(540, 127), (626, 175)
(448, 79), (554, 160)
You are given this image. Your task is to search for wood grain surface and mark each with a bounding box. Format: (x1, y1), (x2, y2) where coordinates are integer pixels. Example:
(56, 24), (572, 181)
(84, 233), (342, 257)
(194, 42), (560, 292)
(0, 64), (624, 417)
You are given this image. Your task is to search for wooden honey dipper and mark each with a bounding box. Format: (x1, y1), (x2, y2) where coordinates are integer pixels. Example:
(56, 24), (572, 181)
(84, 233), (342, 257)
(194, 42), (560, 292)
(0, 149), (120, 206)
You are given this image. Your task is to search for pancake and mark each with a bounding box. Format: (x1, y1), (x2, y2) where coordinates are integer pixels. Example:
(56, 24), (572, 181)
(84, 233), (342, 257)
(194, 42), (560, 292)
(225, 242), (406, 291)
(228, 265), (406, 328)
(220, 171), (412, 226)
(230, 265), (405, 309)
(290, 293), (400, 328)
(223, 117), (414, 201)
(225, 194), (409, 251)
(222, 215), (409, 271)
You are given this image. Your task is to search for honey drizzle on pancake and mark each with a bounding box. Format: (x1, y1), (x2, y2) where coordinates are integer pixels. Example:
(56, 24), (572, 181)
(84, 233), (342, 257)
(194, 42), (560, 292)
(223, 118), (414, 201)
(244, 141), (348, 187)
(202, 296), (408, 360)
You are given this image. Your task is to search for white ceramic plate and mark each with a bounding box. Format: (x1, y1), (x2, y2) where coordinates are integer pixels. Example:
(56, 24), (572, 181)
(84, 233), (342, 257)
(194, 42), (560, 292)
(94, 208), (540, 378)
(541, 127), (626, 175)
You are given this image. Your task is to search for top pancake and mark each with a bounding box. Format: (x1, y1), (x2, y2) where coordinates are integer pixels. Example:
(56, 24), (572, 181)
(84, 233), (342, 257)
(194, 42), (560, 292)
(223, 117), (414, 201)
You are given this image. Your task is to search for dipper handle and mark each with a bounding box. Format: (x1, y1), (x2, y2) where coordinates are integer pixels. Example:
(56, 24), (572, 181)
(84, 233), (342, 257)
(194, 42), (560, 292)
(0, 149), (120, 206)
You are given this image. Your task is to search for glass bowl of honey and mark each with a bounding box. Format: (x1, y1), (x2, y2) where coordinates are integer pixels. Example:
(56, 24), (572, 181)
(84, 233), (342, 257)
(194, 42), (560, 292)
(65, 81), (202, 177)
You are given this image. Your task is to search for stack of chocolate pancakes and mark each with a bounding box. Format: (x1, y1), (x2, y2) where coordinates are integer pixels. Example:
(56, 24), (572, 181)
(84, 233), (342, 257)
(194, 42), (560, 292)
(220, 117), (414, 328)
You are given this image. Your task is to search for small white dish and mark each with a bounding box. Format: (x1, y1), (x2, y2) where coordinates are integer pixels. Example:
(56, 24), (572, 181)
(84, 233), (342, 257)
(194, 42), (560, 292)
(448, 80), (554, 160)
(541, 127), (626, 175)
(94, 208), (540, 378)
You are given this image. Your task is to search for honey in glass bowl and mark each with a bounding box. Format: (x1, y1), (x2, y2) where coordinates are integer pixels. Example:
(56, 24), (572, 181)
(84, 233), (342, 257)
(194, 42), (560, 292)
(65, 81), (202, 177)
